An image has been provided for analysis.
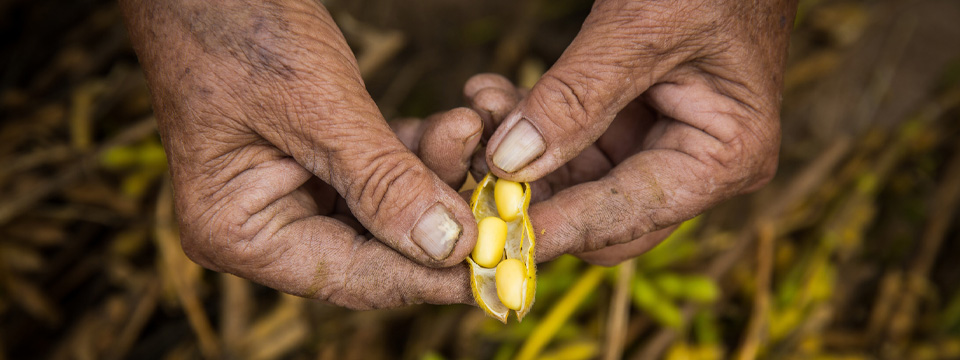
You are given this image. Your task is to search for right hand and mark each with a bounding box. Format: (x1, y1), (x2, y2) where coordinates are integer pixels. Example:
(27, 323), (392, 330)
(464, 0), (793, 269)
(120, 0), (480, 308)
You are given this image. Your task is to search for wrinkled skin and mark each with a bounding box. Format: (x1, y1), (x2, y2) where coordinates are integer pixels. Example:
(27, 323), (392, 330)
(121, 0), (796, 309)
(120, 0), (480, 308)
(470, 0), (796, 265)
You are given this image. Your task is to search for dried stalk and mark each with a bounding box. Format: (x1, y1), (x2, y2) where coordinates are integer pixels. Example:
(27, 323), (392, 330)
(603, 259), (635, 360)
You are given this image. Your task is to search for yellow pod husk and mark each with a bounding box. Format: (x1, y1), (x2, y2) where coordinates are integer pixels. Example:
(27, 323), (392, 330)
(467, 173), (536, 323)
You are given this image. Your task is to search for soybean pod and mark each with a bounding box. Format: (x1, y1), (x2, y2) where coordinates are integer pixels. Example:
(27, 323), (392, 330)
(467, 173), (537, 323)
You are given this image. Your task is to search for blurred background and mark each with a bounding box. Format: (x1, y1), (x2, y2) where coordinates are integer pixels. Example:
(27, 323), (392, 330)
(1, 0), (959, 359)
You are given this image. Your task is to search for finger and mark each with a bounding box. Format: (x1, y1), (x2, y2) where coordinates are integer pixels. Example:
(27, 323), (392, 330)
(464, 73), (520, 139)
(530, 82), (777, 262)
(464, 73), (515, 99)
(484, 1), (700, 181)
(474, 143), (614, 204)
(179, 157), (472, 307)
(290, 119), (477, 268)
(241, 216), (473, 308)
(127, 0), (475, 302)
(528, 155), (712, 262)
(390, 109), (483, 189)
(574, 226), (677, 266)
(417, 107), (483, 189)
(472, 100), (648, 203)
(390, 117), (427, 154)
(469, 146), (489, 185)
(644, 82), (780, 193)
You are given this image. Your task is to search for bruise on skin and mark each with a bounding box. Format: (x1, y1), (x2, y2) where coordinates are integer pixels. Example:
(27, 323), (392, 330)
(176, 0), (296, 79)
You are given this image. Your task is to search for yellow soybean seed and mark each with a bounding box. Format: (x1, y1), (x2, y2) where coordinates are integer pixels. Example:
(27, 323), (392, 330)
(495, 259), (526, 310)
(472, 217), (508, 268)
(494, 179), (523, 222)
(468, 173), (537, 323)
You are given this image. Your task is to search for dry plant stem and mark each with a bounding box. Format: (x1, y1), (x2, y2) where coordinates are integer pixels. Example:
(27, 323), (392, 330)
(516, 266), (606, 360)
(887, 140), (960, 343)
(490, 0), (539, 74)
(783, 51), (841, 92)
(104, 280), (160, 360)
(335, 13), (407, 78)
(851, 14), (916, 128)
(376, 54), (433, 120)
(866, 270), (903, 341)
(220, 273), (252, 357)
(249, 322), (309, 360)
(861, 88), (960, 347)
(632, 136), (855, 360)
(735, 222), (775, 360)
(865, 88), (960, 342)
(0, 116), (157, 227)
(154, 178), (221, 359)
(623, 313), (652, 349)
(767, 88), (960, 355)
(400, 308), (465, 360)
(241, 295), (308, 356)
(766, 137), (854, 219)
(0, 145), (73, 184)
(1, 271), (60, 324)
(69, 81), (102, 151)
(603, 259), (634, 360)
(243, 295), (309, 360)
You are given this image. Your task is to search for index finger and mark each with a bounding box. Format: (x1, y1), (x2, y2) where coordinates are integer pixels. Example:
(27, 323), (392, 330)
(529, 82), (778, 262)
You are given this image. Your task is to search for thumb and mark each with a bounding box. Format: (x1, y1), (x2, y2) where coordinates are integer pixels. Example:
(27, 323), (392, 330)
(239, 8), (477, 268)
(257, 96), (478, 268)
(485, 1), (695, 181)
(338, 126), (479, 267)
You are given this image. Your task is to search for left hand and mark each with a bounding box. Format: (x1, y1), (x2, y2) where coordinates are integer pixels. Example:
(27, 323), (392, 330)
(121, 0), (483, 308)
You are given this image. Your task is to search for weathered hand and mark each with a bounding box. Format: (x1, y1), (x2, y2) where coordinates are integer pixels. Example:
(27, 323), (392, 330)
(469, 0), (796, 265)
(120, 0), (481, 308)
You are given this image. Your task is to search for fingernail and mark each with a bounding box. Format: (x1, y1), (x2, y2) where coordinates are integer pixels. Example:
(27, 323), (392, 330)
(412, 203), (462, 260)
(492, 119), (545, 173)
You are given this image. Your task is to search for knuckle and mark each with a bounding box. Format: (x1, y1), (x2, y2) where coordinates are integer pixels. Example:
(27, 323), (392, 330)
(753, 160), (778, 188)
(702, 132), (744, 171)
(464, 73), (514, 98)
(442, 107), (485, 139)
(534, 73), (595, 132)
(180, 193), (276, 274)
(472, 88), (517, 121)
(735, 114), (780, 192)
(173, 186), (226, 271)
(706, 110), (780, 194)
(178, 233), (215, 270)
(348, 150), (430, 225)
(743, 144), (779, 193)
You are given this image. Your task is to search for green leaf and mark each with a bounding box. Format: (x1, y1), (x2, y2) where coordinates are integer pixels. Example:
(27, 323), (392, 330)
(631, 276), (660, 309)
(654, 273), (685, 299)
(681, 275), (720, 303)
(649, 300), (684, 329)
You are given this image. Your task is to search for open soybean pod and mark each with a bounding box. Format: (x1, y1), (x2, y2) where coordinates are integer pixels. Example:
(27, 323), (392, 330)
(467, 173), (536, 323)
